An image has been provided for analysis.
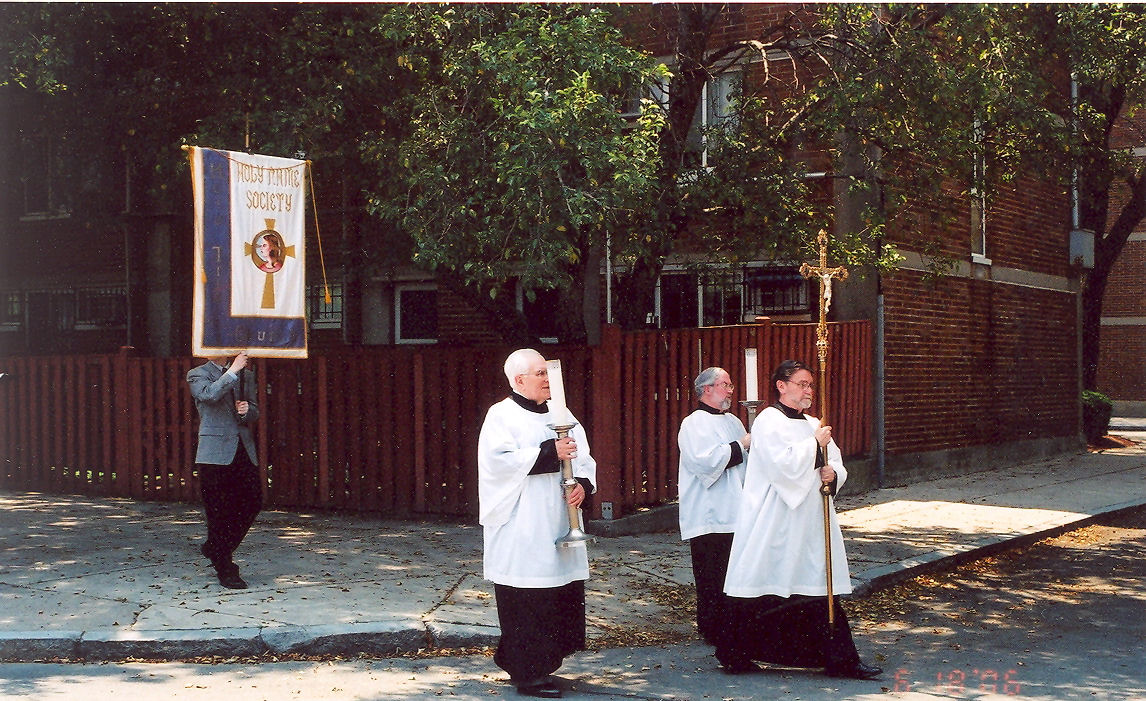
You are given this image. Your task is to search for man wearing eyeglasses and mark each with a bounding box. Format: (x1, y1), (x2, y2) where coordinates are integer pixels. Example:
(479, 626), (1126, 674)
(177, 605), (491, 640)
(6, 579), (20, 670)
(717, 359), (881, 680)
(477, 348), (597, 698)
(677, 366), (749, 645)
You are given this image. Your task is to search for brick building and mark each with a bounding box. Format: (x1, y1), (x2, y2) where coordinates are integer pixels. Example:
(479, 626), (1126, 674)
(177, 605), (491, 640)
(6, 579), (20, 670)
(0, 3), (1085, 489)
(620, 4), (1082, 484)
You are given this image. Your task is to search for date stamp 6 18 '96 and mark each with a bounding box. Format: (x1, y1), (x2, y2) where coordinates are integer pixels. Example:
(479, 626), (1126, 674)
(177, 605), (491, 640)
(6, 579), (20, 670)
(892, 667), (1023, 696)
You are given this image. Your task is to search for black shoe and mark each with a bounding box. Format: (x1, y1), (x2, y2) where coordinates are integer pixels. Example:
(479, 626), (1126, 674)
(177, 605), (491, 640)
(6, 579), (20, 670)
(200, 543), (212, 562)
(720, 659), (759, 675)
(215, 564), (248, 590)
(515, 679), (561, 698)
(826, 662), (882, 680)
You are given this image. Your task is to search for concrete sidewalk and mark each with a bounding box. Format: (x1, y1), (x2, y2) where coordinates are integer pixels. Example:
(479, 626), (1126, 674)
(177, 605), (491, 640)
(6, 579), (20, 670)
(1, 431), (1144, 663)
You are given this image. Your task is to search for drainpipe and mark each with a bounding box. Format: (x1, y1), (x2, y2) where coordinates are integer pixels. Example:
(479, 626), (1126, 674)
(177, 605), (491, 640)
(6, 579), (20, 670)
(1071, 76), (1081, 232)
(606, 232), (612, 325)
(875, 291), (885, 488)
(1071, 74), (1086, 440)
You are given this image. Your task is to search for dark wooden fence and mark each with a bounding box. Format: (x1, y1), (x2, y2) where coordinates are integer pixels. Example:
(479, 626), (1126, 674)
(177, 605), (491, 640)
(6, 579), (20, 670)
(0, 321), (870, 520)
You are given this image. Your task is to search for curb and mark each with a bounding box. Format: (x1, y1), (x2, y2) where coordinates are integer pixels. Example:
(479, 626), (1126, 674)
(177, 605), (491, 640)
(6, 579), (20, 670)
(0, 620), (500, 662)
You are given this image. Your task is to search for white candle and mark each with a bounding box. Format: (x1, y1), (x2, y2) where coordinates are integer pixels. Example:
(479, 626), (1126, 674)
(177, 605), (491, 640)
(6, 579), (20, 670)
(745, 348), (759, 402)
(546, 359), (569, 425)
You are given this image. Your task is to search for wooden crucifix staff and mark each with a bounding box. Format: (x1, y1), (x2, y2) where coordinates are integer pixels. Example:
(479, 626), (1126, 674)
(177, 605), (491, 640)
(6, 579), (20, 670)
(799, 229), (848, 626)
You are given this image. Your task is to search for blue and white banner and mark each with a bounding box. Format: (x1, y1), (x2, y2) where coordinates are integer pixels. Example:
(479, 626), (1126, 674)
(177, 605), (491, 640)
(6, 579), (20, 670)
(189, 146), (308, 358)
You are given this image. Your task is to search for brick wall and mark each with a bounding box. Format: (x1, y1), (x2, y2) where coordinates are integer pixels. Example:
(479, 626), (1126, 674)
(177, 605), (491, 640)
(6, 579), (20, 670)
(882, 271), (1078, 457)
(1097, 237), (1146, 399)
(1097, 92), (1146, 400)
(617, 4), (798, 57)
(1097, 325), (1146, 399)
(988, 177), (1072, 277)
(1102, 239), (1146, 316)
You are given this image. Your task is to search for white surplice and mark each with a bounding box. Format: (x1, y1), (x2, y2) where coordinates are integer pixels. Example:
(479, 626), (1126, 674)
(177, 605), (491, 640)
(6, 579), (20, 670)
(677, 408), (747, 540)
(723, 405), (852, 598)
(478, 395), (597, 589)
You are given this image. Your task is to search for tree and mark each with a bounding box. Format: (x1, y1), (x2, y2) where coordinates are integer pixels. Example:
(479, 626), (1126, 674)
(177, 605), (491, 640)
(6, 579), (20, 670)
(607, 4), (974, 328)
(1052, 5), (1146, 390)
(373, 5), (667, 344)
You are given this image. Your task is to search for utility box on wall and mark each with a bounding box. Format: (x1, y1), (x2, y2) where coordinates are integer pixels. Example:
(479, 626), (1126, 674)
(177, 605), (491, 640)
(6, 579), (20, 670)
(1070, 229), (1095, 269)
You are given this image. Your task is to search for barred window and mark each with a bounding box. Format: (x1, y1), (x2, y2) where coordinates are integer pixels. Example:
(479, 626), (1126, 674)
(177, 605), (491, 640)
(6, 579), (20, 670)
(656, 266), (810, 329)
(75, 287), (126, 328)
(744, 268), (809, 316)
(0, 292), (22, 327)
(307, 282), (343, 329)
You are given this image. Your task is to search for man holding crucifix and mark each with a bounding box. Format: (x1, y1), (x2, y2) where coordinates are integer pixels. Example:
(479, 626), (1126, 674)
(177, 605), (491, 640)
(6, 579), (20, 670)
(716, 359), (880, 680)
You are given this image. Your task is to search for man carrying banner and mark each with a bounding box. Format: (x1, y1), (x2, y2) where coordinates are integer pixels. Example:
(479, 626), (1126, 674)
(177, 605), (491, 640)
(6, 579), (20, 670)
(188, 350), (263, 589)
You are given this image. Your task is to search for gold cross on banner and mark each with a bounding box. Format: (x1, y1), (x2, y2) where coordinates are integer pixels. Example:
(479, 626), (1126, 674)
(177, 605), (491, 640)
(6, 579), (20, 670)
(243, 219), (296, 309)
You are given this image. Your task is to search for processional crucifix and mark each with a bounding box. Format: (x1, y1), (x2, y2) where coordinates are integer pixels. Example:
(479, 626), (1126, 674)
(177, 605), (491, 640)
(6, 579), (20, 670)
(799, 229), (848, 626)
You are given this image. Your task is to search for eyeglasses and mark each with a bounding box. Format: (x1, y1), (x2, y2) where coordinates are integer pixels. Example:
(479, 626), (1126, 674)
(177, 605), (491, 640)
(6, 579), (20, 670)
(711, 382), (734, 391)
(519, 370), (548, 378)
(786, 380), (814, 390)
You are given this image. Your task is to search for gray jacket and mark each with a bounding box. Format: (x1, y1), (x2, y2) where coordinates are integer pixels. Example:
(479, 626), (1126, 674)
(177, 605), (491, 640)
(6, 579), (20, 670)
(187, 360), (260, 465)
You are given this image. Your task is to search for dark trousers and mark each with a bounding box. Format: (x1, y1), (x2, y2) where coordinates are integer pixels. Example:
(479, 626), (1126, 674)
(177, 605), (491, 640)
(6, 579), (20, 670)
(715, 594), (861, 672)
(493, 581), (586, 683)
(689, 532), (734, 645)
(198, 445), (263, 567)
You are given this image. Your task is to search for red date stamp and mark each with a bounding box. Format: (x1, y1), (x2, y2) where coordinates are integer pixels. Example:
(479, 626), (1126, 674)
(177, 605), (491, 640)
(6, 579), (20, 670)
(891, 667), (1022, 695)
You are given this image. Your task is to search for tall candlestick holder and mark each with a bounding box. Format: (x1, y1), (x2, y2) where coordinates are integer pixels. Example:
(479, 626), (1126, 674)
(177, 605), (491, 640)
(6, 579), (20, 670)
(739, 399), (765, 428)
(550, 422), (595, 548)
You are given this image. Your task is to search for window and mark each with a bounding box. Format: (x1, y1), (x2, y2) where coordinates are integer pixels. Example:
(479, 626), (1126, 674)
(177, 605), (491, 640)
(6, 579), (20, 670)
(12, 286), (125, 332)
(619, 76), (669, 119)
(74, 287), (126, 329)
(659, 274), (699, 330)
(0, 292), (22, 330)
(701, 269), (744, 326)
(516, 285), (561, 343)
(395, 284), (437, 344)
(19, 133), (72, 221)
(744, 268), (809, 315)
(307, 282), (343, 329)
(685, 71), (742, 169)
(656, 266), (810, 329)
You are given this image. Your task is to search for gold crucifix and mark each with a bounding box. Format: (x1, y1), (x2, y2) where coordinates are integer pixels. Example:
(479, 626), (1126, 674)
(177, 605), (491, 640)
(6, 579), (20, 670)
(799, 228), (848, 627)
(799, 229), (848, 422)
(244, 219), (296, 309)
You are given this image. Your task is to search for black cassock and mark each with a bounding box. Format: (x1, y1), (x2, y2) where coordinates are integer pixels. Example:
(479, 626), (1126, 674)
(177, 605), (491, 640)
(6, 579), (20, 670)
(715, 593), (862, 672)
(493, 580), (586, 682)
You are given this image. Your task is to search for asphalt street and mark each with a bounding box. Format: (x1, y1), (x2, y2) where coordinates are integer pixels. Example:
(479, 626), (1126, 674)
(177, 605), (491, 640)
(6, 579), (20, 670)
(3, 506), (1143, 700)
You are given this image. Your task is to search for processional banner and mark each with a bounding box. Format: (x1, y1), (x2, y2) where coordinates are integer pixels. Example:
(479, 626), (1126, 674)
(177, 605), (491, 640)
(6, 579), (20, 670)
(189, 146), (308, 358)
